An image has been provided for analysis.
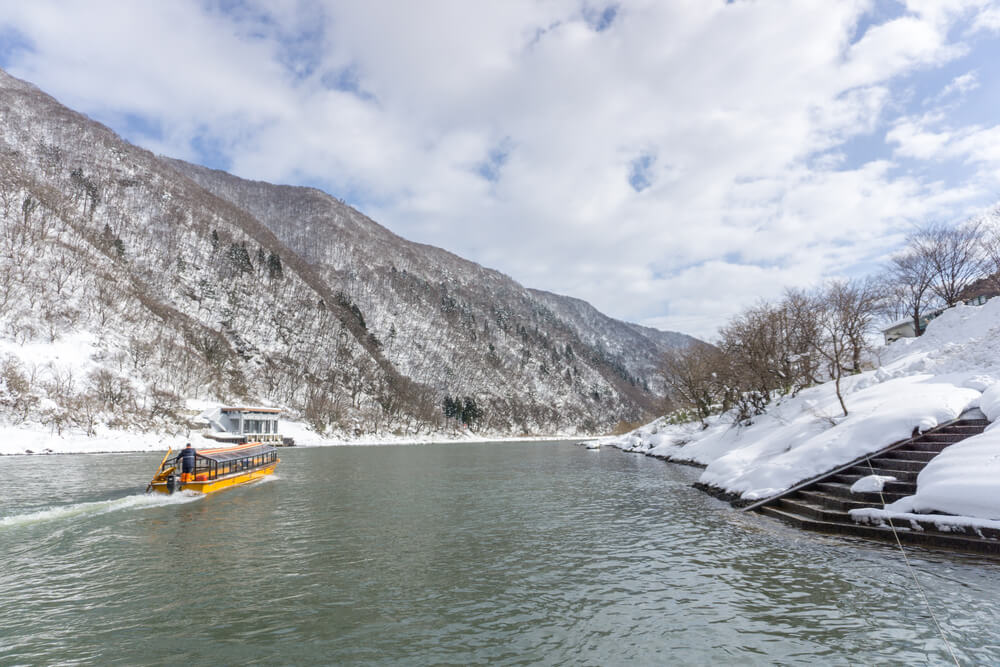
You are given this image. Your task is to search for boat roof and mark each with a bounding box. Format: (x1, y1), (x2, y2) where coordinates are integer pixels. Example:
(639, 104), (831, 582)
(197, 443), (276, 462)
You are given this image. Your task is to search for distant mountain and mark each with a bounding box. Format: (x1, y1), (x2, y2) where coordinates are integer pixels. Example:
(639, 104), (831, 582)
(0, 67), (696, 438)
(525, 290), (695, 395)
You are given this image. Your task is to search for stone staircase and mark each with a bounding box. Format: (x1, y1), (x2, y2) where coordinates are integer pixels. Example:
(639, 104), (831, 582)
(745, 411), (1000, 557)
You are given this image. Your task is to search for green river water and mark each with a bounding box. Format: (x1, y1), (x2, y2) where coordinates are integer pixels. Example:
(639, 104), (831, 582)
(2, 441), (999, 665)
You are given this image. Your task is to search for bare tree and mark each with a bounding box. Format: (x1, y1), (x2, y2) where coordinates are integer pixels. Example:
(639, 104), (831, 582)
(810, 280), (879, 416)
(662, 341), (725, 427)
(979, 208), (1000, 292)
(886, 247), (937, 336)
(913, 222), (985, 307)
(718, 303), (782, 407)
(716, 293), (825, 421)
(838, 278), (880, 373)
(778, 288), (822, 392)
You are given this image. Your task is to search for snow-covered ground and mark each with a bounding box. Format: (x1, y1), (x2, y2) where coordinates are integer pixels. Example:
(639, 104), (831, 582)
(0, 415), (577, 457)
(604, 298), (1000, 526)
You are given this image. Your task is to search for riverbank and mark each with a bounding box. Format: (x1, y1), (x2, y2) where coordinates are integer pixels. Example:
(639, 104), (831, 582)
(602, 299), (1000, 532)
(0, 418), (587, 456)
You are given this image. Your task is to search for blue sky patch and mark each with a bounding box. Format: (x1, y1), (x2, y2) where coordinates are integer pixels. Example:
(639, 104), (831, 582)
(0, 26), (33, 63)
(477, 140), (512, 183)
(848, 0), (907, 46)
(585, 5), (619, 33)
(321, 65), (376, 102)
(628, 153), (655, 193)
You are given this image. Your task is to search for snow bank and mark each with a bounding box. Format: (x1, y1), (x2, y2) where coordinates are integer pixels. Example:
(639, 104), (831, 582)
(979, 383), (1000, 422)
(907, 427), (1000, 520)
(698, 374), (979, 500)
(850, 506), (1000, 534)
(0, 416), (576, 456)
(607, 299), (1000, 518)
(0, 422), (181, 456)
(850, 475), (897, 494)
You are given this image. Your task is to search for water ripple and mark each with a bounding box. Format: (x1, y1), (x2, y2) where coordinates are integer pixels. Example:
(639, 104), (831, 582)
(1, 444), (998, 665)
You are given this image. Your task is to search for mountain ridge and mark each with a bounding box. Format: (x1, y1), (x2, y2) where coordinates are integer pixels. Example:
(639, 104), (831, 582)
(0, 67), (696, 438)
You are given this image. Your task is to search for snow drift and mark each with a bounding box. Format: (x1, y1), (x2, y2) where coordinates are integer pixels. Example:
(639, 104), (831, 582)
(607, 298), (1000, 521)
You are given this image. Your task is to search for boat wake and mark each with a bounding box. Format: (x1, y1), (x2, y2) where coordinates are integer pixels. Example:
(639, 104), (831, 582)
(0, 491), (203, 530)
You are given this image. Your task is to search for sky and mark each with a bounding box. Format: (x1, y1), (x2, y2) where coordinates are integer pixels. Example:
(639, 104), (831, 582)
(2, 0), (1000, 339)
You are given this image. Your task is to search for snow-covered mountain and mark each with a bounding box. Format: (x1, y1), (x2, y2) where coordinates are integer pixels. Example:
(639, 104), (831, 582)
(0, 68), (696, 439)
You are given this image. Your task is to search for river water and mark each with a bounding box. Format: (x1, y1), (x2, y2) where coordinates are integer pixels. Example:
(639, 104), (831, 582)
(2, 441), (999, 665)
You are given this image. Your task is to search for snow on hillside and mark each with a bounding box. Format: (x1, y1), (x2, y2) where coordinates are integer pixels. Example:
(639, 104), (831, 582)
(606, 298), (1000, 522)
(0, 416), (574, 457)
(0, 66), (688, 446)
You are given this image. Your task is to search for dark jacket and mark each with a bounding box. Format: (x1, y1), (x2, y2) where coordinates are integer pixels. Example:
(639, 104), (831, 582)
(179, 447), (196, 473)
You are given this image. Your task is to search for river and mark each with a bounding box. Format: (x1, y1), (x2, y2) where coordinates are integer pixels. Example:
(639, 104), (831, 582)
(2, 441), (998, 664)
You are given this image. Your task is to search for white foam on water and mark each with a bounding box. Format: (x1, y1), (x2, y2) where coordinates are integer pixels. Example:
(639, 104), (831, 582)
(0, 491), (203, 529)
(255, 473), (279, 484)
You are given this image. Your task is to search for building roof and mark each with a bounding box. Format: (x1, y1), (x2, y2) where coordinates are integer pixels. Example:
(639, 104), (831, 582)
(220, 406), (281, 414)
(958, 274), (1000, 302)
(882, 317), (915, 332)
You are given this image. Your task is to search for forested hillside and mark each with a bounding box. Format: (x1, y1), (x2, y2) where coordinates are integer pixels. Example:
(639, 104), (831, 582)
(0, 68), (695, 438)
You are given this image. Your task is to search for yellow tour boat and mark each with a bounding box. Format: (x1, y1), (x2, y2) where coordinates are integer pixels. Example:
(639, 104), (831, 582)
(147, 442), (279, 495)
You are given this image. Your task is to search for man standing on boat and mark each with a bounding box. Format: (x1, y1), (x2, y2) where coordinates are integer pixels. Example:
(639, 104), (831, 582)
(178, 443), (197, 483)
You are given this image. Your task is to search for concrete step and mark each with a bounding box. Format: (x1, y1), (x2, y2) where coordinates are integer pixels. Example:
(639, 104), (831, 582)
(905, 440), (955, 452)
(843, 466), (918, 483)
(852, 513), (1000, 542)
(745, 414), (995, 557)
(868, 457), (926, 472)
(912, 433), (966, 444)
(759, 504), (811, 528)
(776, 497), (851, 523)
(796, 489), (895, 512)
(816, 480), (913, 498)
(944, 422), (989, 432)
(878, 449), (939, 462)
(760, 506), (1000, 557)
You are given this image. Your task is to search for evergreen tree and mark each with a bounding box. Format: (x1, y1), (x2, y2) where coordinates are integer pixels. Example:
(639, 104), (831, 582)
(102, 223), (125, 260)
(225, 242), (252, 274)
(267, 251), (283, 279)
(442, 395), (457, 419)
(460, 397), (481, 425)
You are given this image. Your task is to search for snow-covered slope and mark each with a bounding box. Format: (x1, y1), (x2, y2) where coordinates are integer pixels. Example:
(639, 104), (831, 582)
(0, 66), (694, 443)
(606, 299), (1000, 522)
(167, 159), (691, 427)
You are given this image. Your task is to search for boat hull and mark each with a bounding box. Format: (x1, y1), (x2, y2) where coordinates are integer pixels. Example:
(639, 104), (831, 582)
(149, 461), (278, 495)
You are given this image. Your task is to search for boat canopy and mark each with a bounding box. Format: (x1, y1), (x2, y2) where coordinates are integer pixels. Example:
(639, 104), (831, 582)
(198, 443), (275, 463)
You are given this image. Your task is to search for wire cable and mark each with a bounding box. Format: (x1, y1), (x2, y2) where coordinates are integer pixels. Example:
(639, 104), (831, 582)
(863, 457), (960, 666)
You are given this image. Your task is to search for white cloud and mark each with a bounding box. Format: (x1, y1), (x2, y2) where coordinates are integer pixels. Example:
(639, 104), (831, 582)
(2, 0), (999, 338)
(887, 115), (954, 159)
(940, 71), (980, 98)
(972, 5), (1000, 31)
(888, 112), (1000, 172)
